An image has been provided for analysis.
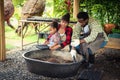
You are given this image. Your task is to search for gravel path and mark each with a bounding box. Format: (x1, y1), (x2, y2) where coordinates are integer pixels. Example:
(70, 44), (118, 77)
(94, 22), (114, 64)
(0, 45), (76, 80)
(0, 45), (120, 80)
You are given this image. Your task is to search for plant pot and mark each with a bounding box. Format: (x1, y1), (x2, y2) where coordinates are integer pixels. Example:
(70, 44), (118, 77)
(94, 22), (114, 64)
(103, 23), (116, 34)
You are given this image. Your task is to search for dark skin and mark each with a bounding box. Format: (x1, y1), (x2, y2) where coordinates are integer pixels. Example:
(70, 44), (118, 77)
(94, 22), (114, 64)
(71, 18), (89, 49)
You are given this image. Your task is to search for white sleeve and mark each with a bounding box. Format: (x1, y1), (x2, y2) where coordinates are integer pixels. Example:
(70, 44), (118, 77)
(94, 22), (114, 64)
(84, 25), (89, 33)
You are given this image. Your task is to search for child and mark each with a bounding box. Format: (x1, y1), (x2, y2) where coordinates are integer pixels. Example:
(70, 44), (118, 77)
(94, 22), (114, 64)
(44, 21), (60, 49)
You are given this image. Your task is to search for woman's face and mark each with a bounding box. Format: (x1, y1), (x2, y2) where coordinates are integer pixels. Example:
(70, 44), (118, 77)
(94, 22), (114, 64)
(49, 27), (57, 34)
(60, 20), (68, 28)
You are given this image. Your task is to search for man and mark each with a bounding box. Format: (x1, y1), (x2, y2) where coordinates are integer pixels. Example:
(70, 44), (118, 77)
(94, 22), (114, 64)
(70, 12), (108, 67)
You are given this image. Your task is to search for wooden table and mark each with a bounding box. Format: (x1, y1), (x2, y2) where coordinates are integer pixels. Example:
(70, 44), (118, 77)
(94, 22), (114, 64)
(19, 18), (76, 50)
(104, 38), (120, 49)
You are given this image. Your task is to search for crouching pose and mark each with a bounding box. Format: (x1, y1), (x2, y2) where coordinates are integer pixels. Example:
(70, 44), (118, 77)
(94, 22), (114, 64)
(70, 12), (108, 67)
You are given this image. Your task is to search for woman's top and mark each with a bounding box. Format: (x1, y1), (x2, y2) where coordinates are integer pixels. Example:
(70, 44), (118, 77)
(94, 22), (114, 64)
(58, 24), (73, 48)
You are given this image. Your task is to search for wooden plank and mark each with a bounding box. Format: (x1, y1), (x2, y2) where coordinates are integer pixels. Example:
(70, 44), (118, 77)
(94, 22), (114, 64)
(0, 0), (6, 61)
(73, 0), (80, 18)
(104, 38), (120, 49)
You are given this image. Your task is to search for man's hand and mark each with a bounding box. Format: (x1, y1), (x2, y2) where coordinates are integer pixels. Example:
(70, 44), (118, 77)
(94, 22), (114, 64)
(80, 39), (86, 43)
(71, 39), (80, 47)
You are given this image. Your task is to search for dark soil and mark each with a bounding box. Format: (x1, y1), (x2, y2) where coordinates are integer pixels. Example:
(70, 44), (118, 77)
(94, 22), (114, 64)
(93, 48), (120, 80)
(34, 57), (73, 63)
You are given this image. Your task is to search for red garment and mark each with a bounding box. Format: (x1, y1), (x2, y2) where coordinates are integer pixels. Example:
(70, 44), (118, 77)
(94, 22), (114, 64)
(47, 25), (73, 48)
(58, 24), (73, 48)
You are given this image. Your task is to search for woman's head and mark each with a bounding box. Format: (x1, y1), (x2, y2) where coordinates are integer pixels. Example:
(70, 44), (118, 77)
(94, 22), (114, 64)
(61, 13), (70, 27)
(77, 12), (89, 27)
(49, 21), (58, 34)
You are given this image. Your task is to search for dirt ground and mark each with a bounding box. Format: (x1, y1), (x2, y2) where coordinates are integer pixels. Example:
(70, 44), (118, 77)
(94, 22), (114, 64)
(93, 48), (120, 80)
(5, 40), (120, 80)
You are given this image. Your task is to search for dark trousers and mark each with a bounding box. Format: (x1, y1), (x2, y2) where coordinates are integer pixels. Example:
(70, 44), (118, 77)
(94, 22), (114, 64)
(71, 44), (95, 64)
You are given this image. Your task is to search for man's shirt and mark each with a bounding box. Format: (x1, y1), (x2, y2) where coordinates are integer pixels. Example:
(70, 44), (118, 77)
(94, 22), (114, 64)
(72, 17), (108, 43)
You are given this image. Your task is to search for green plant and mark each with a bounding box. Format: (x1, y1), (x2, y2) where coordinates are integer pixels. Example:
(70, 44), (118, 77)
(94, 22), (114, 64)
(112, 28), (120, 34)
(12, 0), (25, 6)
(53, 0), (68, 18)
(80, 0), (120, 26)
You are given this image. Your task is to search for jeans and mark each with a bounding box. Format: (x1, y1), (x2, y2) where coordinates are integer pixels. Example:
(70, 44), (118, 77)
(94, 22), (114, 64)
(87, 48), (95, 64)
(73, 44), (95, 64)
(100, 41), (108, 48)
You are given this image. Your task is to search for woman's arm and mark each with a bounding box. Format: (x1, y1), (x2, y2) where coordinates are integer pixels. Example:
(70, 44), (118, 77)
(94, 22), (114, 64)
(60, 26), (73, 48)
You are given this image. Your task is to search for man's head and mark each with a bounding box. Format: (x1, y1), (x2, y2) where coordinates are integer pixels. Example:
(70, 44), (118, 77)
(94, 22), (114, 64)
(77, 12), (89, 27)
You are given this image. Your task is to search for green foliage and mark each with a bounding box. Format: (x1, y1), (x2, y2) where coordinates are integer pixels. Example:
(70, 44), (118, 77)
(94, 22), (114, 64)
(6, 44), (16, 50)
(112, 28), (120, 34)
(12, 0), (25, 6)
(53, 0), (68, 18)
(80, 0), (120, 26)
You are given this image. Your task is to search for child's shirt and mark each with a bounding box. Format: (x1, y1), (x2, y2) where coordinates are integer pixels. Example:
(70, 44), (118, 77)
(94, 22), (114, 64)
(47, 32), (60, 47)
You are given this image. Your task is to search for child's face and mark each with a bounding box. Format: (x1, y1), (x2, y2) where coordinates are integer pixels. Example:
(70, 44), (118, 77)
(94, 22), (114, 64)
(49, 27), (57, 34)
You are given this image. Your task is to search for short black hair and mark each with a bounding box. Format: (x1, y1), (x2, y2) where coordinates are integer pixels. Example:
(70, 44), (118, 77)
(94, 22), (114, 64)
(50, 21), (59, 31)
(77, 12), (89, 20)
(61, 13), (70, 23)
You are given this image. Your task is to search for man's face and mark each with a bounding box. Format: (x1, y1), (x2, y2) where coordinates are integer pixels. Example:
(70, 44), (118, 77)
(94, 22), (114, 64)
(78, 18), (88, 27)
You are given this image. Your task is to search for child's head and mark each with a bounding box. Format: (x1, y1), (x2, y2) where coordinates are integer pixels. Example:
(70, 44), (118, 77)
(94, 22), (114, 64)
(77, 12), (89, 27)
(49, 21), (58, 34)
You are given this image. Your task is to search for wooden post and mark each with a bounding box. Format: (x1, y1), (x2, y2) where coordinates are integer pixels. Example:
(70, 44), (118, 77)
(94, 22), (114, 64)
(73, 0), (80, 18)
(0, 0), (6, 61)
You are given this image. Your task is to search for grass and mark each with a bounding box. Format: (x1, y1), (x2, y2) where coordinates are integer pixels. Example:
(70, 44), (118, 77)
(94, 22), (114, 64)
(6, 44), (16, 50)
(5, 25), (46, 50)
(5, 0), (54, 50)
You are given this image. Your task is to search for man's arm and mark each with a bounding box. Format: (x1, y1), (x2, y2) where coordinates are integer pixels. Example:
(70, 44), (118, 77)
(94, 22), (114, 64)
(84, 19), (100, 43)
(72, 22), (82, 40)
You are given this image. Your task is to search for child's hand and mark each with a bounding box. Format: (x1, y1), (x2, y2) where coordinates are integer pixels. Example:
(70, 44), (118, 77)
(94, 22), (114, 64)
(44, 41), (49, 45)
(49, 45), (61, 50)
(49, 46), (55, 51)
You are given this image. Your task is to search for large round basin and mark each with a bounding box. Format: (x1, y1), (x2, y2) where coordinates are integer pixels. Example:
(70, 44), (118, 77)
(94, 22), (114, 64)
(22, 50), (83, 78)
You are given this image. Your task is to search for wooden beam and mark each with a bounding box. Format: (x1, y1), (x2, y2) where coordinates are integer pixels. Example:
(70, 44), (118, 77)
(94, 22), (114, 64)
(73, 0), (80, 18)
(0, 0), (6, 61)
(104, 38), (120, 49)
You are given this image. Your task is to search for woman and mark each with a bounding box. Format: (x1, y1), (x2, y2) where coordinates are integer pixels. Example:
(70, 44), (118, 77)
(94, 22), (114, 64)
(50, 13), (73, 50)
